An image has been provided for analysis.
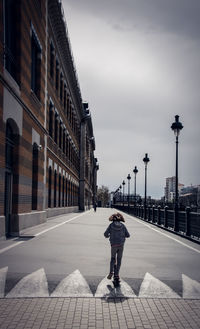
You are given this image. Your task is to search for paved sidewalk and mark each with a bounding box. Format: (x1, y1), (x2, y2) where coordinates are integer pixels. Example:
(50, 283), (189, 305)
(0, 297), (199, 329)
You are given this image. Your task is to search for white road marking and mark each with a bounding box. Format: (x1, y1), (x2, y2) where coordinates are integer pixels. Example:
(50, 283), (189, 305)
(51, 269), (93, 297)
(1, 266), (200, 299)
(130, 216), (200, 254)
(0, 212), (87, 255)
(95, 277), (136, 298)
(0, 242), (24, 255)
(0, 267), (8, 298)
(139, 272), (180, 298)
(182, 274), (200, 299)
(6, 268), (49, 298)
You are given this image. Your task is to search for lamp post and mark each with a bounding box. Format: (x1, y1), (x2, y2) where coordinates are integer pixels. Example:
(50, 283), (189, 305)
(171, 115), (183, 231)
(133, 166), (138, 206)
(127, 174), (131, 213)
(122, 180), (125, 207)
(119, 185), (122, 203)
(143, 153), (150, 220)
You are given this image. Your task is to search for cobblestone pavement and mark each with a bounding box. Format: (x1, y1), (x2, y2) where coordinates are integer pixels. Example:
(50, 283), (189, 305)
(0, 297), (199, 329)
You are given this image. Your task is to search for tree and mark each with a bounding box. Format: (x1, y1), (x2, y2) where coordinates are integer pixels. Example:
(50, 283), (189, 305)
(97, 185), (110, 207)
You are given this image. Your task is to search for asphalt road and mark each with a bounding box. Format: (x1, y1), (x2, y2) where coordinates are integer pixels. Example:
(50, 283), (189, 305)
(0, 208), (200, 297)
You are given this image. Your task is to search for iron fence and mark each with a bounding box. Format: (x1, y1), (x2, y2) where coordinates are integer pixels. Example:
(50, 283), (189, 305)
(113, 204), (200, 243)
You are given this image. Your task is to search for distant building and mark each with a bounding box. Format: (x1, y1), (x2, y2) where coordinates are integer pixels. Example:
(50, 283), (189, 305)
(180, 185), (200, 211)
(165, 176), (184, 202)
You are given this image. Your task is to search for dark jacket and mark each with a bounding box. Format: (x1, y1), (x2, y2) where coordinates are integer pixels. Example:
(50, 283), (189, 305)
(104, 221), (130, 246)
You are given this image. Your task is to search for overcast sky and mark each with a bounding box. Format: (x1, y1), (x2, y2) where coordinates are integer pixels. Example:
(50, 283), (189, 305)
(63, 0), (200, 198)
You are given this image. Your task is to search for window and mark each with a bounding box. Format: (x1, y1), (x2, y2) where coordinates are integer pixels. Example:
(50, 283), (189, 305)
(49, 103), (53, 137)
(67, 98), (70, 119)
(56, 59), (59, 90)
(54, 112), (58, 144)
(59, 121), (62, 149)
(64, 85), (67, 110)
(54, 170), (57, 207)
(69, 142), (71, 163)
(60, 73), (63, 101)
(4, 0), (20, 82)
(31, 29), (41, 98)
(58, 174), (61, 207)
(50, 42), (54, 79)
(63, 130), (66, 154)
(65, 178), (68, 207)
(66, 135), (68, 157)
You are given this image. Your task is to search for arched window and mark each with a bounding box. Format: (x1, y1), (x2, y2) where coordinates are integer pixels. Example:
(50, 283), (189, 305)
(65, 178), (68, 207)
(49, 103), (53, 138)
(54, 170), (57, 207)
(62, 176), (65, 207)
(48, 166), (52, 208)
(58, 173), (61, 207)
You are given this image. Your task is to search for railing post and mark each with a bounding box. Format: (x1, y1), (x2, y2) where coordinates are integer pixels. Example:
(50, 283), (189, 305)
(152, 205), (155, 223)
(164, 206), (169, 228)
(185, 206), (191, 237)
(157, 206), (161, 225)
(148, 206), (151, 221)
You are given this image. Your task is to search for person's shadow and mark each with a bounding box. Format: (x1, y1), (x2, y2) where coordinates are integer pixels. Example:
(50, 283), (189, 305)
(102, 283), (128, 302)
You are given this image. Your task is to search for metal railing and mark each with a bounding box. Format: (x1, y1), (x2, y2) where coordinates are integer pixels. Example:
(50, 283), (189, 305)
(113, 204), (200, 243)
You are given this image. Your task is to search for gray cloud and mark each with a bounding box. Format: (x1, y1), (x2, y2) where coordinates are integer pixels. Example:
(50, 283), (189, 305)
(65, 0), (200, 39)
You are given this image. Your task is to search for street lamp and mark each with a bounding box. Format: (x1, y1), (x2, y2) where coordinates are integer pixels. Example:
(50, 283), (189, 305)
(171, 115), (183, 231)
(119, 185), (122, 203)
(133, 166), (138, 206)
(143, 153), (150, 220)
(127, 174), (131, 213)
(122, 180), (125, 207)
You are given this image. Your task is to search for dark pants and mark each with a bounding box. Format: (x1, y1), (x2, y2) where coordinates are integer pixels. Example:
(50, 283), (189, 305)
(110, 245), (124, 277)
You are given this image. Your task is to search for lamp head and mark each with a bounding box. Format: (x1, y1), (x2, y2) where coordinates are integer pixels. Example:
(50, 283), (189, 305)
(127, 174), (131, 181)
(143, 153), (150, 164)
(133, 166), (138, 174)
(171, 115), (183, 137)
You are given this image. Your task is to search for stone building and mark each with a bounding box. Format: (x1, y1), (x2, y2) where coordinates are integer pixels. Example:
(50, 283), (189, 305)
(0, 0), (98, 238)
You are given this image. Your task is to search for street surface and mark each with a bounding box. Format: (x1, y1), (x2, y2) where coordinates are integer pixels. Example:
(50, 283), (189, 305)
(0, 208), (200, 299)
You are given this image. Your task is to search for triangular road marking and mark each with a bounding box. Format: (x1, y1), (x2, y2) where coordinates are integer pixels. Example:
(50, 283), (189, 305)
(51, 269), (93, 297)
(139, 272), (180, 298)
(95, 277), (136, 298)
(0, 267), (8, 298)
(182, 274), (200, 299)
(6, 268), (49, 298)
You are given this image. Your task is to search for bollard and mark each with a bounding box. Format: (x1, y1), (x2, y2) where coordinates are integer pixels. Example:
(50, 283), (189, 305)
(185, 206), (191, 237)
(157, 205), (161, 225)
(164, 206), (169, 228)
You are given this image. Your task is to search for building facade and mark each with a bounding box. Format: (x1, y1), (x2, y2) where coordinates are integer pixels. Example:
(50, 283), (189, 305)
(164, 176), (184, 203)
(0, 0), (98, 239)
(180, 185), (200, 211)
